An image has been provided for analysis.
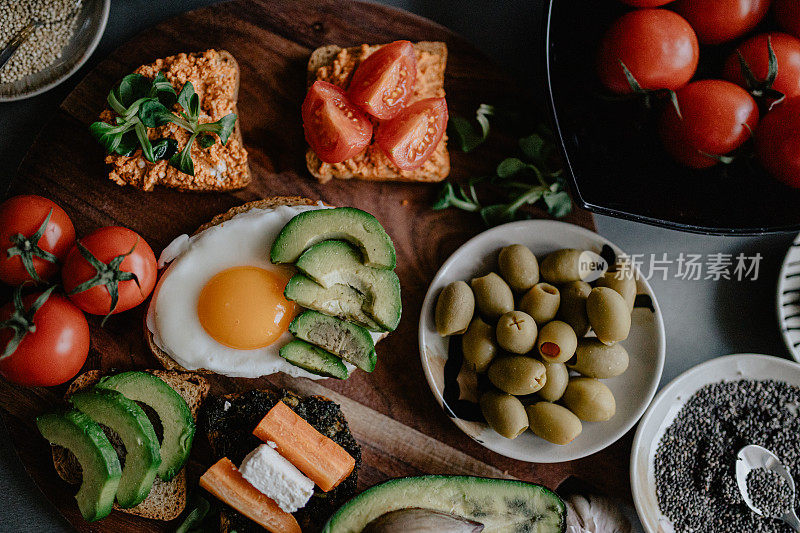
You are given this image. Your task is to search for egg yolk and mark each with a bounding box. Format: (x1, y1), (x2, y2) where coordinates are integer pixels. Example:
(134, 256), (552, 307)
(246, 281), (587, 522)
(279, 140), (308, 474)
(197, 266), (298, 350)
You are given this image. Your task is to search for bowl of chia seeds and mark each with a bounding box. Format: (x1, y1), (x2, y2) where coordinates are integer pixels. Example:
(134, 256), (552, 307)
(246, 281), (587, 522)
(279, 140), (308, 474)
(0, 0), (110, 101)
(631, 353), (800, 533)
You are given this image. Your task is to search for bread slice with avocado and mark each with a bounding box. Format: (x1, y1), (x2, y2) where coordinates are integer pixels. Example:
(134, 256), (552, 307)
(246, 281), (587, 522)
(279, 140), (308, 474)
(50, 369), (209, 521)
(146, 197), (395, 374)
(306, 41), (450, 183)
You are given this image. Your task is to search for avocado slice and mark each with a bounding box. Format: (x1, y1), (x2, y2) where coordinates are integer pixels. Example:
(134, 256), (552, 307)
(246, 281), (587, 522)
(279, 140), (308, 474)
(322, 475), (566, 533)
(295, 240), (402, 331)
(279, 339), (349, 379)
(36, 411), (122, 522)
(70, 389), (161, 508)
(290, 310), (377, 372)
(96, 371), (195, 481)
(284, 274), (385, 331)
(270, 207), (396, 269)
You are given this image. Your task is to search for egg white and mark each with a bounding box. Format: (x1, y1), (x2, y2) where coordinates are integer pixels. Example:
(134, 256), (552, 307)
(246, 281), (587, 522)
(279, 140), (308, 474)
(147, 203), (377, 379)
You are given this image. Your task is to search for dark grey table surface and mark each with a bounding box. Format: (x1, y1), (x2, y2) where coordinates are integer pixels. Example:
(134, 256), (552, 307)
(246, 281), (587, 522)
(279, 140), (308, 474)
(0, 1), (795, 531)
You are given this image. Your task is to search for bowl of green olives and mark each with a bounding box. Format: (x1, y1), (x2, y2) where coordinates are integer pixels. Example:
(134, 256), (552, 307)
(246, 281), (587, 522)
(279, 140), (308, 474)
(419, 220), (666, 462)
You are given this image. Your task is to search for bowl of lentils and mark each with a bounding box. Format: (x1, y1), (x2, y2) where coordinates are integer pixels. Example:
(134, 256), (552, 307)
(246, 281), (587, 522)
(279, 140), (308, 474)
(631, 354), (800, 533)
(0, 0), (109, 101)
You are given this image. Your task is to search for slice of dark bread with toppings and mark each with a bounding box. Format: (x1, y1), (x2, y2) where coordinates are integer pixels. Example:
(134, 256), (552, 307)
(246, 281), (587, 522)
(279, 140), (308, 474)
(51, 369), (210, 521)
(201, 388), (361, 532)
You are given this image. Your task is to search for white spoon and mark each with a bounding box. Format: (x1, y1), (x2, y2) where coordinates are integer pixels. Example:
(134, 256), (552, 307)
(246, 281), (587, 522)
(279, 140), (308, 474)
(736, 444), (800, 531)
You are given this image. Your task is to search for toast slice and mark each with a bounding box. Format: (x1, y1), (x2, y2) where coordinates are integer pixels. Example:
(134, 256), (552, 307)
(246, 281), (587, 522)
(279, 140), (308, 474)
(201, 388), (361, 533)
(101, 49), (251, 192)
(51, 370), (210, 521)
(306, 41), (450, 183)
(146, 196), (319, 373)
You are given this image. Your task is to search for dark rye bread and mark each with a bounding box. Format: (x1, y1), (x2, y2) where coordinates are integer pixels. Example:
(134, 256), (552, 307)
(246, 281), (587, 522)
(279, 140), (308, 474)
(306, 41), (450, 183)
(146, 196), (319, 372)
(51, 370), (210, 521)
(200, 388), (361, 533)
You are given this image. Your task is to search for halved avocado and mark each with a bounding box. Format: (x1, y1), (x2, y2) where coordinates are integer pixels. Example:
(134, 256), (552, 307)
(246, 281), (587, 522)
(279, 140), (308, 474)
(295, 240), (402, 331)
(96, 371), (195, 481)
(279, 339), (349, 379)
(290, 310), (377, 372)
(270, 207), (396, 269)
(36, 410), (122, 522)
(70, 389), (161, 508)
(322, 475), (566, 533)
(284, 274), (384, 331)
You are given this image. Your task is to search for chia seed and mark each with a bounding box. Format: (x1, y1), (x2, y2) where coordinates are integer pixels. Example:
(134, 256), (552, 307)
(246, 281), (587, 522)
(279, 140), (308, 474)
(654, 379), (800, 533)
(748, 468), (794, 519)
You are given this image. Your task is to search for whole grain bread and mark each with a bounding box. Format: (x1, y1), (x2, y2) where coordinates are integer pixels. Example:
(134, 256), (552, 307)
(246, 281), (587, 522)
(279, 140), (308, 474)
(146, 196), (320, 373)
(51, 369), (210, 521)
(104, 49), (251, 192)
(306, 41), (450, 183)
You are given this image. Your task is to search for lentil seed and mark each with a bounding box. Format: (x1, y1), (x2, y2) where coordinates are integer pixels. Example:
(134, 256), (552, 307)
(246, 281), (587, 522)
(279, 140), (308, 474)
(654, 379), (800, 533)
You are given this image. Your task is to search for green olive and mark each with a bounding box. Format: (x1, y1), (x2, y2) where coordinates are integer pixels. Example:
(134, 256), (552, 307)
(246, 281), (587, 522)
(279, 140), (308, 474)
(519, 283), (560, 325)
(537, 362), (569, 402)
(595, 270), (636, 312)
(536, 320), (578, 364)
(540, 249), (585, 283)
(557, 281), (591, 336)
(495, 311), (538, 354)
(526, 402), (582, 445)
(487, 356), (547, 395)
(562, 377), (616, 422)
(480, 390), (529, 439)
(498, 244), (539, 292)
(435, 281), (475, 336)
(461, 317), (498, 373)
(568, 338), (629, 378)
(586, 287), (631, 345)
(470, 272), (514, 322)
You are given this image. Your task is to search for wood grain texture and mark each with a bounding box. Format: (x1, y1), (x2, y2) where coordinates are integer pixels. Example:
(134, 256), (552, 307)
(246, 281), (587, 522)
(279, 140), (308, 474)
(0, 1), (612, 531)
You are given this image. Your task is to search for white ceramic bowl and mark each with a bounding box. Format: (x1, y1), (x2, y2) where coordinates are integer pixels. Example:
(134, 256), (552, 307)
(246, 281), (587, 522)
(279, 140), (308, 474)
(777, 234), (800, 362)
(418, 220), (666, 463)
(0, 0), (109, 102)
(630, 353), (800, 532)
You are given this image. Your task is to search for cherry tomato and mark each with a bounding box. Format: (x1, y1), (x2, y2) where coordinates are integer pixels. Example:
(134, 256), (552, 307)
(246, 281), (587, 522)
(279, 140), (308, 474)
(301, 81), (373, 164)
(660, 80), (759, 168)
(348, 40), (417, 120)
(375, 97), (448, 171)
(674, 0), (771, 44)
(0, 288), (89, 387)
(724, 32), (800, 102)
(597, 9), (699, 94)
(619, 0), (674, 5)
(755, 97), (800, 188)
(62, 227), (157, 316)
(0, 195), (75, 286)
(775, 0), (800, 39)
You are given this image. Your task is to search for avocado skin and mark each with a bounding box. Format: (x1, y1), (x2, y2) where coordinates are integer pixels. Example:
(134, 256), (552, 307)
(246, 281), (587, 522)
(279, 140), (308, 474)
(289, 311), (377, 372)
(97, 371), (195, 481)
(36, 410), (122, 522)
(322, 475), (567, 533)
(270, 207), (396, 269)
(70, 388), (161, 508)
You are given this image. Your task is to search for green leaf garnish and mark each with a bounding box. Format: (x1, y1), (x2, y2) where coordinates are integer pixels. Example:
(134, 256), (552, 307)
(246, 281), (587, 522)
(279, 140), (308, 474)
(448, 103), (495, 152)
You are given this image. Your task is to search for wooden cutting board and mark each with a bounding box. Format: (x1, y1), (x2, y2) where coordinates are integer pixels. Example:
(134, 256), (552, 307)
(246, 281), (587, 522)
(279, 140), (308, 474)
(0, 1), (623, 531)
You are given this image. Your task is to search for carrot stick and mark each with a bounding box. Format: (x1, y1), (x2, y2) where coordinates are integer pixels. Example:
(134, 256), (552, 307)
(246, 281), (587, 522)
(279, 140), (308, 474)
(199, 457), (301, 533)
(253, 401), (355, 492)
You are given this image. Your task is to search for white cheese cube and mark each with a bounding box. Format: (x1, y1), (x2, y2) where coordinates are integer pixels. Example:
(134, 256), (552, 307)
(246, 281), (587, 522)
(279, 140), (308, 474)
(239, 443), (314, 513)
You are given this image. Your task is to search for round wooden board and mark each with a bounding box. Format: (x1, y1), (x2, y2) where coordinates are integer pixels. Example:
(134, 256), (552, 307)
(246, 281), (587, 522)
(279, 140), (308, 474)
(0, 1), (618, 531)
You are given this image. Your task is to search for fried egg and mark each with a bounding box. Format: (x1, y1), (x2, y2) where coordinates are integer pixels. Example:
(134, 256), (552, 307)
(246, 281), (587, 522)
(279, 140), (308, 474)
(146, 203), (376, 379)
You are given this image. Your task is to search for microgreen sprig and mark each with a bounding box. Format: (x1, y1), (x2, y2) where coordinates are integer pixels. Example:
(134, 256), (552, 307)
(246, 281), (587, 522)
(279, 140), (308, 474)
(90, 73), (237, 176)
(435, 115), (572, 227)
